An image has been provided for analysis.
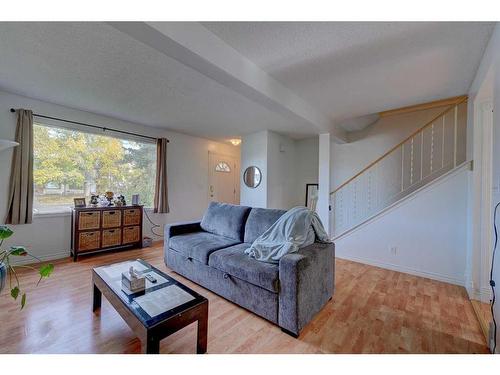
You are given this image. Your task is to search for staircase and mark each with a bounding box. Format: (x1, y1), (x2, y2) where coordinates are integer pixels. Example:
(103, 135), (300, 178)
(330, 96), (468, 239)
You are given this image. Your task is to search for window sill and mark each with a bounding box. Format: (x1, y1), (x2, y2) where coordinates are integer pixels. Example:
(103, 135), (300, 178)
(33, 210), (72, 219)
(33, 207), (155, 219)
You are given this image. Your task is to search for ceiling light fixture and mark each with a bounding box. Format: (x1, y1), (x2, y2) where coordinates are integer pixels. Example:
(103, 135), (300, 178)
(229, 139), (241, 146)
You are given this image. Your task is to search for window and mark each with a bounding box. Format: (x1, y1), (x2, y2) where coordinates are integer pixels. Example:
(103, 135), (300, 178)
(33, 123), (156, 214)
(215, 161), (231, 173)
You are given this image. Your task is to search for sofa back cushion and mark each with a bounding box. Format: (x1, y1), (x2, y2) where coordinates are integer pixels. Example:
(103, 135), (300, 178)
(244, 207), (286, 244)
(201, 202), (251, 241)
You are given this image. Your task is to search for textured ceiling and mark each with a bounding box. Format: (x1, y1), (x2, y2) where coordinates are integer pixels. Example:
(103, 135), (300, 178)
(0, 22), (313, 140)
(0, 22), (495, 138)
(203, 22), (495, 129)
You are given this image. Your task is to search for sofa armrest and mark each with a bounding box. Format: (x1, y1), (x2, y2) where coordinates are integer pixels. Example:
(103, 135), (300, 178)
(164, 221), (202, 266)
(278, 242), (335, 336)
(164, 221), (202, 250)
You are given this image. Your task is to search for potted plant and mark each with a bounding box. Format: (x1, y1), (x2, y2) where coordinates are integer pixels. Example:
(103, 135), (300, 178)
(0, 225), (54, 309)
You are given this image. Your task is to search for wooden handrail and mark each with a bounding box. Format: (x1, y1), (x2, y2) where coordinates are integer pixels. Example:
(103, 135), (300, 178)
(330, 96), (468, 195)
(379, 95), (468, 117)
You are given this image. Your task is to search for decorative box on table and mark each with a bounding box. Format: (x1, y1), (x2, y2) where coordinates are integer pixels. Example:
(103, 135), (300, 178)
(122, 266), (146, 293)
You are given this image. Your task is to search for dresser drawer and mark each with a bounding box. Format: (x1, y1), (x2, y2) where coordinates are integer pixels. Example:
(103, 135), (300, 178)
(102, 228), (122, 248)
(123, 208), (141, 226)
(123, 226), (140, 244)
(78, 231), (100, 251)
(78, 211), (100, 230)
(102, 210), (122, 228)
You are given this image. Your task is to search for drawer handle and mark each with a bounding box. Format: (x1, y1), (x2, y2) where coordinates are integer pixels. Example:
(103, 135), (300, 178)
(187, 257), (193, 262)
(108, 230), (115, 233)
(108, 212), (115, 215)
(86, 212), (94, 216)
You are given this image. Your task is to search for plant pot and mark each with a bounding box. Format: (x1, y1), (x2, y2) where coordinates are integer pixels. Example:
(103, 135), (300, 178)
(0, 262), (6, 293)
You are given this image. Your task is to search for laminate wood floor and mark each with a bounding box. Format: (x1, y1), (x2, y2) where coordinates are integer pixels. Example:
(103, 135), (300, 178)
(0, 245), (489, 354)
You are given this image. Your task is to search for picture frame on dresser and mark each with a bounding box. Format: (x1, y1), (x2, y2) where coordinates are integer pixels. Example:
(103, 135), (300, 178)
(70, 205), (144, 261)
(73, 197), (86, 208)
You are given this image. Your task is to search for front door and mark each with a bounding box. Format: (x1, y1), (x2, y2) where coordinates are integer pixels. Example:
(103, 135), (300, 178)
(208, 152), (239, 204)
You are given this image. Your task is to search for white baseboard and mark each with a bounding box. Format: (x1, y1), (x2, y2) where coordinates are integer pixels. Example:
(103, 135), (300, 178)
(9, 251), (69, 265)
(337, 253), (465, 286)
(465, 282), (492, 302)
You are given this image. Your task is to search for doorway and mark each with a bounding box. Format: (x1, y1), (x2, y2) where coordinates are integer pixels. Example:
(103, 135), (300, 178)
(208, 152), (240, 204)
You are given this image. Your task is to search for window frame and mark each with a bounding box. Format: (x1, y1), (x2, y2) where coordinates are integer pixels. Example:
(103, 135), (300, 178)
(214, 161), (232, 173)
(32, 121), (157, 216)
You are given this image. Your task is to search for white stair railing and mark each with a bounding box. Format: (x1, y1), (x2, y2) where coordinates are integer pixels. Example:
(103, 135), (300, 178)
(330, 97), (468, 238)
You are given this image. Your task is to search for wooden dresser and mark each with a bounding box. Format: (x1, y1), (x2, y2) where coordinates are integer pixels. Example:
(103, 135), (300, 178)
(71, 205), (143, 261)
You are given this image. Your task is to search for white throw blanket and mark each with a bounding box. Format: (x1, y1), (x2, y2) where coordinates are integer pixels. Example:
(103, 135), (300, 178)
(245, 206), (331, 263)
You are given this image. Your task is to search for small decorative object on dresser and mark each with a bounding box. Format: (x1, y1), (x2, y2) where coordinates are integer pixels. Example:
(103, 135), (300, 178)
(114, 194), (126, 207)
(132, 194), (140, 205)
(71, 205), (144, 261)
(105, 191), (114, 206)
(90, 194), (99, 207)
(73, 197), (86, 208)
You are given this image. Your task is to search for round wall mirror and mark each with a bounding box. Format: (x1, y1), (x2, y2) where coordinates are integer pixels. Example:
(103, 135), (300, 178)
(243, 166), (262, 188)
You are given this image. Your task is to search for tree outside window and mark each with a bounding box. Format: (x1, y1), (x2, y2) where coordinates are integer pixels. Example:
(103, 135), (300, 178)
(33, 124), (156, 213)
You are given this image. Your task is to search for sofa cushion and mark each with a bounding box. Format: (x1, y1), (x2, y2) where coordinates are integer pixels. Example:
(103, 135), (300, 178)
(244, 207), (287, 244)
(201, 202), (251, 241)
(169, 232), (240, 264)
(208, 243), (279, 293)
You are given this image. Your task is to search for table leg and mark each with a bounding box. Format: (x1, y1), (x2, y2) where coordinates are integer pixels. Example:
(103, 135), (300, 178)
(143, 335), (160, 354)
(92, 283), (102, 312)
(197, 304), (208, 354)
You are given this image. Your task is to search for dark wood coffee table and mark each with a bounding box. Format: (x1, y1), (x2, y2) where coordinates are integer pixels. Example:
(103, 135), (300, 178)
(92, 259), (208, 354)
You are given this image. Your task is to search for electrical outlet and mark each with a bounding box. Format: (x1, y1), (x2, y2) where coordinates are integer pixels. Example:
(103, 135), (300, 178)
(390, 246), (398, 255)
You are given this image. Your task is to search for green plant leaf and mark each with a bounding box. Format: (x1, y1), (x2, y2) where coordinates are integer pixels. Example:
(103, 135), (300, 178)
(21, 293), (26, 309)
(11, 286), (19, 300)
(10, 246), (28, 256)
(0, 226), (13, 240)
(39, 263), (54, 278)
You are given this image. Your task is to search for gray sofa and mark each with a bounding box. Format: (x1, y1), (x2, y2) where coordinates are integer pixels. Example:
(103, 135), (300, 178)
(164, 202), (335, 337)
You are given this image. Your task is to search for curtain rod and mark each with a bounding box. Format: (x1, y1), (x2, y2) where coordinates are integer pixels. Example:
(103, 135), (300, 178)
(9, 108), (169, 143)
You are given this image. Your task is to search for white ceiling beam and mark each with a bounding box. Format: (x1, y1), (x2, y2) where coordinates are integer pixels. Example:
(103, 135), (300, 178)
(109, 22), (347, 143)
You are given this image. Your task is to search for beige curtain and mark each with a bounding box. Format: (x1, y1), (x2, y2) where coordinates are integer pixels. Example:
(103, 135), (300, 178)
(5, 109), (34, 224)
(153, 138), (169, 213)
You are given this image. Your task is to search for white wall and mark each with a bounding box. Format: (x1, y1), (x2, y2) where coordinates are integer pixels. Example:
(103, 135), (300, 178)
(329, 100), (471, 280)
(331, 106), (453, 189)
(240, 130), (268, 208)
(0, 90), (240, 262)
(468, 23), (500, 352)
(318, 133), (331, 235)
(295, 137), (319, 206)
(465, 79), (494, 304)
(240, 130), (319, 210)
(335, 164), (470, 286)
(267, 131), (297, 209)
